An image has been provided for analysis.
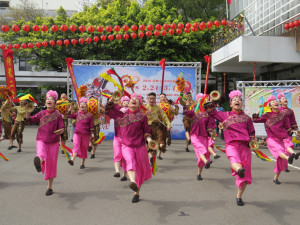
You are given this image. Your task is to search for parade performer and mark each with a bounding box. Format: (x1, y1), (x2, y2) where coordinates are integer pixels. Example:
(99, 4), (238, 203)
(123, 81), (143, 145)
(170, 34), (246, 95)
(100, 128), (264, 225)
(253, 95), (300, 184)
(67, 97), (94, 169)
(145, 92), (171, 164)
(158, 93), (179, 159)
(57, 93), (69, 154)
(27, 90), (64, 196)
(208, 90), (255, 206)
(0, 98), (13, 144)
(105, 93), (153, 203)
(183, 94), (216, 181)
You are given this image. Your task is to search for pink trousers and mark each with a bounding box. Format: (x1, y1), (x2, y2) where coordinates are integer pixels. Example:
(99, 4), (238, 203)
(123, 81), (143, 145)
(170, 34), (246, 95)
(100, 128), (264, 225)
(283, 136), (294, 149)
(225, 141), (252, 189)
(191, 134), (210, 168)
(36, 141), (59, 180)
(113, 136), (126, 171)
(267, 137), (290, 173)
(208, 137), (214, 148)
(122, 144), (152, 188)
(73, 133), (90, 159)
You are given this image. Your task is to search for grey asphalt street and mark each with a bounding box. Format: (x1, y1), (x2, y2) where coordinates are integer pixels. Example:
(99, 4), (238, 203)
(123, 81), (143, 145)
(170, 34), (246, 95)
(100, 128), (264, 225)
(1, 126), (300, 225)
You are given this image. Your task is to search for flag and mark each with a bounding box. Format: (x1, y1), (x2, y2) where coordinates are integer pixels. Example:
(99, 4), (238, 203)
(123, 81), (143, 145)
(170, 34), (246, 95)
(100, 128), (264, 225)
(19, 94), (38, 105)
(99, 72), (122, 91)
(152, 155), (157, 175)
(61, 140), (73, 162)
(214, 145), (226, 153)
(0, 152), (10, 161)
(159, 59), (166, 69)
(254, 150), (271, 162)
(101, 92), (112, 99)
(94, 132), (105, 144)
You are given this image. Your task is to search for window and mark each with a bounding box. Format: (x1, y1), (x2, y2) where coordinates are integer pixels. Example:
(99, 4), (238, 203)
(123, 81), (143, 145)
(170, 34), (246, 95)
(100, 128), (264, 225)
(19, 57), (32, 71)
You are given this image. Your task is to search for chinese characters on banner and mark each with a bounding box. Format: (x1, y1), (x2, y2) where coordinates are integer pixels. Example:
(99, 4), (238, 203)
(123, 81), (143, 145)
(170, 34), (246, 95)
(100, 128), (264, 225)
(3, 49), (17, 99)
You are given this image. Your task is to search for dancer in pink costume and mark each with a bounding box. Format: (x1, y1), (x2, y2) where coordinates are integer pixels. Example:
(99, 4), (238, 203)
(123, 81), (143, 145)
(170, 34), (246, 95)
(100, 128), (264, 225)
(183, 93), (216, 181)
(67, 97), (94, 169)
(27, 90), (64, 196)
(253, 95), (300, 184)
(208, 90), (255, 206)
(106, 93), (153, 203)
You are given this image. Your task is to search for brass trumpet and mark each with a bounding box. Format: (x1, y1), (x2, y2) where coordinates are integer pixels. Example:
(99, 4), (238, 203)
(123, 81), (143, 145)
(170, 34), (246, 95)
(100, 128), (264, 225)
(148, 140), (159, 151)
(211, 131), (217, 141)
(249, 139), (259, 151)
(112, 90), (123, 102)
(210, 90), (221, 101)
(25, 102), (34, 113)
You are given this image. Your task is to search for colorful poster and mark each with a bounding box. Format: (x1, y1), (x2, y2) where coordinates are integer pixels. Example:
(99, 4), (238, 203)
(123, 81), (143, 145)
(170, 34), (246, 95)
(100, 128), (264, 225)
(244, 87), (300, 136)
(72, 65), (197, 139)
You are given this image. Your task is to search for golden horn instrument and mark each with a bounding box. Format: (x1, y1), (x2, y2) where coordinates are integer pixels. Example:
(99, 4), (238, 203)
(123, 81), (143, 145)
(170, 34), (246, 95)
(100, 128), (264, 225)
(112, 90), (123, 102)
(148, 140), (159, 151)
(249, 139), (259, 151)
(211, 131), (217, 141)
(210, 90), (221, 101)
(25, 102), (34, 113)
(218, 123), (223, 130)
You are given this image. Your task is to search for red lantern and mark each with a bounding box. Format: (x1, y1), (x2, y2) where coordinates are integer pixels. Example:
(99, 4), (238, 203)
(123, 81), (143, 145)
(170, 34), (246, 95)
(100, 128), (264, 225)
(139, 24), (145, 31)
(221, 19), (227, 26)
(97, 26), (103, 33)
(70, 25), (77, 32)
(1, 25), (9, 32)
(42, 41), (48, 47)
(14, 44), (20, 49)
(114, 25), (121, 32)
(176, 28), (182, 34)
(12, 25), (20, 32)
(199, 25), (205, 31)
(131, 32), (137, 39)
(192, 27), (198, 32)
(163, 23), (169, 30)
(21, 43), (27, 49)
(79, 38), (85, 44)
(86, 37), (92, 43)
(294, 20), (300, 27)
(93, 36), (100, 42)
(154, 30), (159, 37)
(200, 22), (206, 29)
(122, 25), (129, 32)
(7, 44), (13, 49)
(185, 23), (191, 29)
(169, 29), (174, 35)
(147, 24), (153, 31)
(207, 21), (213, 30)
(106, 26), (113, 33)
(155, 24), (161, 30)
(146, 31), (152, 37)
(57, 40), (62, 46)
(192, 22), (198, 28)
(161, 30), (167, 36)
(64, 39), (70, 46)
(51, 25), (58, 32)
(184, 28), (190, 33)
(79, 25), (86, 33)
(178, 23), (184, 29)
(28, 43), (34, 49)
(108, 34), (114, 41)
(41, 25), (48, 32)
(214, 20), (221, 28)
(131, 25), (137, 32)
(71, 39), (77, 45)
(60, 24), (68, 32)
(101, 35), (107, 41)
(32, 25), (40, 32)
(123, 33), (129, 40)
(0, 44), (5, 49)
(35, 42), (41, 48)
(289, 21), (295, 29)
(138, 32), (144, 38)
(284, 24), (290, 30)
(49, 40), (55, 46)
(88, 26), (95, 33)
(23, 25), (30, 32)
(116, 34), (122, 40)
(170, 23), (176, 29)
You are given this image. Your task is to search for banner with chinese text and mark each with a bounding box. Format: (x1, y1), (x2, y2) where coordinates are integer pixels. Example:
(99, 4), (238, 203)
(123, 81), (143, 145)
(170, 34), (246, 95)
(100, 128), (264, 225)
(3, 49), (17, 99)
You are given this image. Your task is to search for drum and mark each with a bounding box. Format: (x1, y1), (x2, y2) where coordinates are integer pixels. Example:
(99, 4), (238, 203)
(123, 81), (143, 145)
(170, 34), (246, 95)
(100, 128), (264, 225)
(56, 100), (69, 114)
(87, 99), (101, 115)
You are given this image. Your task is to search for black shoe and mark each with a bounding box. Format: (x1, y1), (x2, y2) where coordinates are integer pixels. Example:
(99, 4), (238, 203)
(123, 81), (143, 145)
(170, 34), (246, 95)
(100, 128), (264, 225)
(214, 155), (221, 159)
(129, 182), (138, 192)
(197, 175), (203, 180)
(114, 172), (120, 177)
(11, 145), (17, 149)
(236, 198), (244, 206)
(34, 157), (41, 172)
(273, 179), (281, 185)
(205, 161), (212, 169)
(68, 160), (74, 166)
(120, 176), (128, 181)
(80, 165), (85, 169)
(8, 146), (12, 150)
(285, 168), (290, 172)
(295, 152), (300, 160)
(71, 139), (73, 142)
(17, 149), (21, 152)
(157, 155), (163, 160)
(288, 153), (295, 164)
(132, 194), (140, 203)
(167, 142), (171, 146)
(90, 154), (95, 159)
(237, 168), (245, 178)
(88, 146), (93, 152)
(185, 148), (190, 152)
(45, 188), (53, 196)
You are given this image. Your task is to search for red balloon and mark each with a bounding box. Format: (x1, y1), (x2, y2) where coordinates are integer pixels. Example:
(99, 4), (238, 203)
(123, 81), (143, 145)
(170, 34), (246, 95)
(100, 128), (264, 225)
(23, 25), (30, 32)
(79, 38), (85, 44)
(123, 33), (129, 40)
(51, 25), (58, 32)
(88, 26), (95, 33)
(21, 43), (27, 49)
(161, 30), (167, 36)
(122, 25), (129, 32)
(1, 25), (9, 32)
(49, 40), (55, 46)
(192, 27), (198, 32)
(170, 23), (176, 29)
(147, 24), (153, 31)
(289, 21), (295, 29)
(178, 23), (184, 29)
(70, 25), (77, 32)
(14, 44), (20, 49)
(0, 44), (5, 49)
(79, 25), (86, 33)
(192, 22), (198, 28)
(207, 21), (213, 30)
(64, 39), (70, 46)
(41, 25), (48, 32)
(116, 34), (122, 40)
(131, 25), (137, 32)
(42, 41), (48, 47)
(7, 44), (13, 49)
(97, 26), (104, 33)
(71, 39), (77, 45)
(185, 23), (191, 29)
(32, 25), (40, 32)
(139, 32), (144, 38)
(184, 28), (190, 33)
(284, 24), (290, 30)
(146, 31), (152, 37)
(214, 20), (221, 28)
(101, 35), (107, 41)
(27, 43), (33, 49)
(176, 28), (182, 34)
(139, 24), (145, 31)
(131, 32), (137, 39)
(35, 42), (41, 48)
(155, 24), (161, 30)
(86, 37), (92, 43)
(221, 19), (227, 26)
(114, 25), (121, 32)
(294, 20), (299, 27)
(106, 26), (112, 33)
(12, 25), (20, 32)
(169, 29), (174, 35)
(163, 23), (169, 30)
(154, 30), (159, 37)
(93, 36), (100, 42)
(108, 34), (114, 41)
(57, 40), (63, 46)
(60, 24), (67, 32)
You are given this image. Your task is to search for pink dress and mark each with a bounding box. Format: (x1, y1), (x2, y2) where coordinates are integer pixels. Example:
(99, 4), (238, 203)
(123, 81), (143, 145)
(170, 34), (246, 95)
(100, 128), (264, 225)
(183, 110), (215, 168)
(29, 109), (64, 180)
(209, 110), (255, 189)
(67, 111), (94, 159)
(253, 111), (293, 173)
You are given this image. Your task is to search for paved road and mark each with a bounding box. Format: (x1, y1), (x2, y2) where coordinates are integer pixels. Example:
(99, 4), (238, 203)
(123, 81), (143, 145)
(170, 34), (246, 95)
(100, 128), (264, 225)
(1, 126), (300, 225)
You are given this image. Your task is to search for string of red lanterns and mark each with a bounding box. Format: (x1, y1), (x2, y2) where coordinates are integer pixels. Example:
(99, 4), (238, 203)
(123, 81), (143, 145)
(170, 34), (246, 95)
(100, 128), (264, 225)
(284, 19), (300, 30)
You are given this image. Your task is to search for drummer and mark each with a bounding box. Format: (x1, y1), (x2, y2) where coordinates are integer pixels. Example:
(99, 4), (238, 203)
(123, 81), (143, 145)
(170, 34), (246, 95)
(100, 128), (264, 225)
(57, 93), (69, 154)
